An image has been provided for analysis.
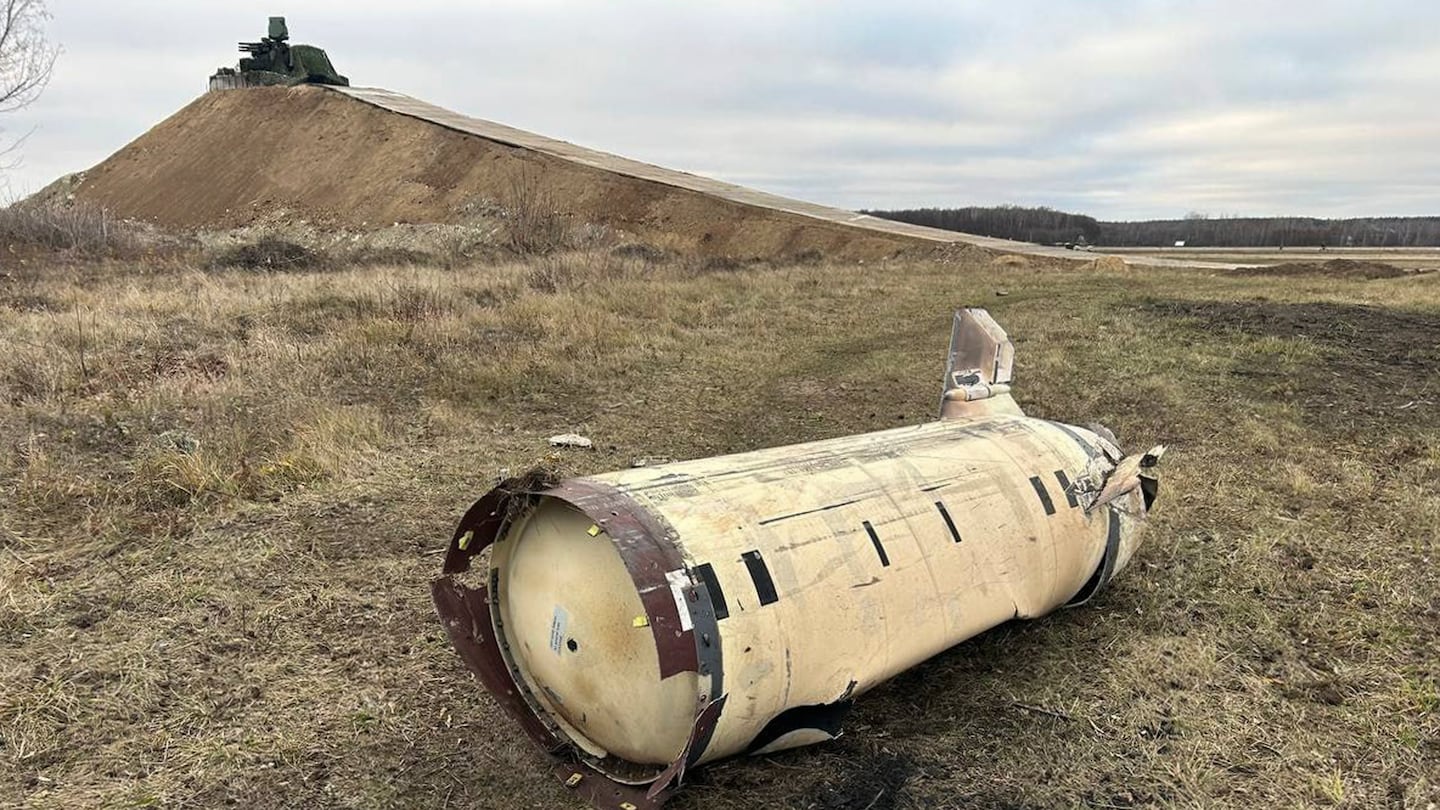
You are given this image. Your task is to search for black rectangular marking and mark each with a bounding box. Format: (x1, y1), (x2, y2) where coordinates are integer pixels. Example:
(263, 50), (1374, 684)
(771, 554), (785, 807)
(862, 520), (891, 567)
(741, 550), (779, 606)
(1053, 470), (1079, 508)
(935, 501), (963, 543)
(693, 562), (729, 620)
(1030, 475), (1057, 516)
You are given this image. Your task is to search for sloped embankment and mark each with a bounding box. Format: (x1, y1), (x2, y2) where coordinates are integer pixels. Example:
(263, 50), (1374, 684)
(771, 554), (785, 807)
(62, 85), (923, 259)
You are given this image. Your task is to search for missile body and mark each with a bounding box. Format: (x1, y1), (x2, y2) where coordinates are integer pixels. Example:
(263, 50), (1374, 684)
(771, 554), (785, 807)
(432, 309), (1162, 809)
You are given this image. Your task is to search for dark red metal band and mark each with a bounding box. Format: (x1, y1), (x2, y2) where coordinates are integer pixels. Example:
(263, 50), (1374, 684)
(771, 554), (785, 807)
(431, 474), (724, 809)
(546, 479), (699, 680)
(431, 476), (563, 754)
(431, 578), (563, 752)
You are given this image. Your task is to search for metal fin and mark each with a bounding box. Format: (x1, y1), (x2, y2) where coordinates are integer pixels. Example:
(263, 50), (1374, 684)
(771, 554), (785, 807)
(939, 308), (1020, 419)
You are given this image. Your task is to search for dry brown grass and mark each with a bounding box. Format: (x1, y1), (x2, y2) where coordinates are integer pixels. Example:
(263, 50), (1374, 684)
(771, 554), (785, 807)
(0, 202), (139, 255)
(1, 244), (1437, 809)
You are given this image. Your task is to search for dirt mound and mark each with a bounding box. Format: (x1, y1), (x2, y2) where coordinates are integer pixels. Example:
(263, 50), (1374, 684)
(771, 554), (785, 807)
(1231, 258), (1419, 280)
(1085, 255), (1129, 272)
(60, 86), (919, 260)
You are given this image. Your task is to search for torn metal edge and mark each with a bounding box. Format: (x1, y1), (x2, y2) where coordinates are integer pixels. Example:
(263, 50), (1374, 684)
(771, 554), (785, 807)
(554, 760), (669, 810)
(431, 475), (727, 808)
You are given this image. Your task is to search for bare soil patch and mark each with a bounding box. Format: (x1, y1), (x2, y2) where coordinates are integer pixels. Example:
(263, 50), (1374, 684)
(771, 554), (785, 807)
(1139, 298), (1440, 433)
(1230, 258), (1420, 280)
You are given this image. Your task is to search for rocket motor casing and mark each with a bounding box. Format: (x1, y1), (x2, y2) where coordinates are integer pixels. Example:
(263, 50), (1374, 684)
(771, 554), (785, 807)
(462, 415), (1143, 768)
(591, 414), (1136, 765)
(431, 309), (1161, 807)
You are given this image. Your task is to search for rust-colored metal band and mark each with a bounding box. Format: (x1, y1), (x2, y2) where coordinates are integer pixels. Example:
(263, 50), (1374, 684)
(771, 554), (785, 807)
(431, 475), (727, 809)
(441, 475), (537, 576)
(541, 479), (728, 797)
(546, 479), (698, 680)
(553, 761), (669, 810)
(431, 578), (563, 752)
(432, 476), (563, 754)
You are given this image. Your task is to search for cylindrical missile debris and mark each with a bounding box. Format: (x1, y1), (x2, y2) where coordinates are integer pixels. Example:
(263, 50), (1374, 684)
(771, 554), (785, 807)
(432, 309), (1164, 809)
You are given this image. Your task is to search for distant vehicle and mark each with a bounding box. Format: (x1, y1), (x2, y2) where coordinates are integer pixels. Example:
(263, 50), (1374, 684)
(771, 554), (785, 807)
(208, 17), (348, 91)
(1173, 240), (1186, 248)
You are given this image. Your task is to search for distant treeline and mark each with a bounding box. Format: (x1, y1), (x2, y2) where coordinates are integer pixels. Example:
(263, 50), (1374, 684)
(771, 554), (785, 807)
(865, 206), (1440, 247)
(864, 206), (1102, 246)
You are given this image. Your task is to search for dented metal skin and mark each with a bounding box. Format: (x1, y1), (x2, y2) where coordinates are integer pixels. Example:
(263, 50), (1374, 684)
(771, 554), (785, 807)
(432, 309), (1163, 809)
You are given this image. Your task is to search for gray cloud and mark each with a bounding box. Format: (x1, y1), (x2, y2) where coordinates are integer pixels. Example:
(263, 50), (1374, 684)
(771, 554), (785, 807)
(6, 0), (1438, 219)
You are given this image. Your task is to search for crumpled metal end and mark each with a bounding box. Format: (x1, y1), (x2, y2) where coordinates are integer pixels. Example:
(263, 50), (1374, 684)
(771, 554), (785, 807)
(1084, 444), (1166, 513)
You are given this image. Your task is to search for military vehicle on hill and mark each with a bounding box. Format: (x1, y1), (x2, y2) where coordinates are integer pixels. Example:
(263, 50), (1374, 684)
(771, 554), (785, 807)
(208, 17), (348, 91)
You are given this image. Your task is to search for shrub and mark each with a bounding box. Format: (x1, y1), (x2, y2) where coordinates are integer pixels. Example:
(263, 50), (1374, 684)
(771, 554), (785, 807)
(611, 242), (668, 262)
(343, 246), (440, 267)
(208, 237), (327, 271)
(504, 167), (569, 255)
(525, 256), (575, 293)
(697, 255), (745, 273)
(0, 202), (137, 254)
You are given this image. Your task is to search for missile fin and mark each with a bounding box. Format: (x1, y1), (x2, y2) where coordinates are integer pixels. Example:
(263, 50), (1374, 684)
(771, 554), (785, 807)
(939, 308), (1023, 419)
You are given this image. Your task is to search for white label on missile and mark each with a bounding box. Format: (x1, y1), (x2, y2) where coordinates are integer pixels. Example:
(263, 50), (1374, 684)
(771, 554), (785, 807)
(666, 569), (694, 632)
(549, 605), (569, 654)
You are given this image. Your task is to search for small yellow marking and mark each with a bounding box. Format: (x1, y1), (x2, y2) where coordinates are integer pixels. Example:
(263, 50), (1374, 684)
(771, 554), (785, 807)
(620, 804), (638, 810)
(586, 524), (601, 537)
(564, 772), (583, 787)
(632, 615), (650, 628)
(458, 530), (474, 551)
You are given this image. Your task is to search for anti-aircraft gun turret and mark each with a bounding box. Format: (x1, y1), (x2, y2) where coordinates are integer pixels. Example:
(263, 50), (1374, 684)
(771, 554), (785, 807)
(208, 17), (349, 91)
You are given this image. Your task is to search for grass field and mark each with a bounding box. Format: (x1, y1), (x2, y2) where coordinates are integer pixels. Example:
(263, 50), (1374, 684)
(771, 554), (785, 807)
(2, 244), (1437, 809)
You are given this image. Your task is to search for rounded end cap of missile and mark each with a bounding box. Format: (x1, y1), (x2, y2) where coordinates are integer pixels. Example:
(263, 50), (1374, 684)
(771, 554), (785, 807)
(494, 497), (699, 769)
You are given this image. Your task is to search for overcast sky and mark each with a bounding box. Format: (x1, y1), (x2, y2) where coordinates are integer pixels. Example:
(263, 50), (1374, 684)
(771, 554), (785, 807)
(6, 0), (1439, 220)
